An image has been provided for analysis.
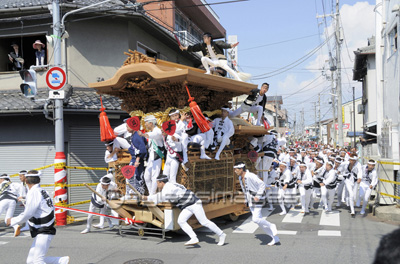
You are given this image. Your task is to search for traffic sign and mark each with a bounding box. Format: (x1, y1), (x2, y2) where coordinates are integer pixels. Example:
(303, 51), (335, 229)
(46, 67), (66, 90)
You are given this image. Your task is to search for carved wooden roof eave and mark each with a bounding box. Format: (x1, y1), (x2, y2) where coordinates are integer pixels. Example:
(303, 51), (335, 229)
(89, 62), (257, 96)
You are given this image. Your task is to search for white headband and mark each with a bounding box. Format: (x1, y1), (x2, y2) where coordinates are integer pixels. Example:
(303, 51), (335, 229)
(368, 161), (376, 165)
(349, 156), (358, 160)
(327, 161), (334, 166)
(0, 174), (9, 179)
(168, 110), (180, 116)
(233, 163), (246, 169)
(26, 171), (42, 177)
(299, 163), (307, 167)
(144, 115), (157, 122)
(290, 157), (297, 162)
(221, 107), (230, 112)
(279, 162), (287, 167)
(315, 158), (324, 164)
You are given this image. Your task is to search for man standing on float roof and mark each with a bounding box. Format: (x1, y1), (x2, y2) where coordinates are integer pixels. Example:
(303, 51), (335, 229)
(179, 32), (242, 81)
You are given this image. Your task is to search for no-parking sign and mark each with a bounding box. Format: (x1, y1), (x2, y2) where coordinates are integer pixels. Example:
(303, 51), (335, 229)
(46, 67), (66, 90)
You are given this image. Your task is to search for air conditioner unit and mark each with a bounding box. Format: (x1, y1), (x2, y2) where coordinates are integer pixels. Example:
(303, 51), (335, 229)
(358, 104), (365, 114)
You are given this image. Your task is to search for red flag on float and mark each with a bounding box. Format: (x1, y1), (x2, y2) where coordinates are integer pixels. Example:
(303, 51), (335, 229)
(99, 96), (116, 142)
(185, 85), (211, 133)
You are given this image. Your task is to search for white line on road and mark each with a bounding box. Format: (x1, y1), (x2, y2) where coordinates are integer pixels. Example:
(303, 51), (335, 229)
(282, 208), (304, 223)
(277, 230), (297, 235)
(318, 230), (341, 236)
(319, 211), (340, 226)
(233, 208), (274, 234)
(0, 241), (8, 245)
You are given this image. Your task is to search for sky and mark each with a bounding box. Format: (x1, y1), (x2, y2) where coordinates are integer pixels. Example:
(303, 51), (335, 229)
(209, 0), (376, 130)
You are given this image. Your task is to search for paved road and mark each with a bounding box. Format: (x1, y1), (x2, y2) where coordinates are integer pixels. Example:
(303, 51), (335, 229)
(0, 200), (398, 264)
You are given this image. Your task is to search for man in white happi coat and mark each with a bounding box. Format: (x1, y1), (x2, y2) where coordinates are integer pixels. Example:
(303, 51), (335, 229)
(275, 162), (292, 216)
(334, 157), (347, 207)
(356, 159), (378, 215)
(7, 170), (69, 264)
(296, 162), (313, 213)
(264, 167), (277, 211)
(180, 32), (242, 81)
(0, 174), (20, 235)
(229, 83), (269, 126)
(234, 162), (279, 246)
(144, 175), (227, 246)
(212, 107), (235, 160)
(320, 161), (338, 212)
(162, 120), (183, 183)
(310, 157), (326, 210)
(168, 109), (189, 169)
(17, 170), (30, 232)
(81, 175), (118, 234)
(342, 153), (362, 217)
(140, 115), (165, 195)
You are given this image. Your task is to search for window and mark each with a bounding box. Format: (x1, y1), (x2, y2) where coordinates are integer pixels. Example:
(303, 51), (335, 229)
(174, 12), (187, 32)
(137, 42), (157, 59)
(1, 34), (47, 72)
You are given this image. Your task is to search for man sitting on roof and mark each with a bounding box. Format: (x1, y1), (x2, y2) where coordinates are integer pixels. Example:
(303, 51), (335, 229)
(180, 32), (242, 81)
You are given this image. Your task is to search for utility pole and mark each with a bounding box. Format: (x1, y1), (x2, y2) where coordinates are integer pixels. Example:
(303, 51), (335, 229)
(294, 113), (297, 139)
(302, 108), (305, 141)
(275, 99), (279, 131)
(353, 86), (356, 148)
(336, 0), (344, 147)
(313, 102), (317, 140)
(52, 0), (67, 226)
(331, 71), (337, 147)
(318, 93), (321, 144)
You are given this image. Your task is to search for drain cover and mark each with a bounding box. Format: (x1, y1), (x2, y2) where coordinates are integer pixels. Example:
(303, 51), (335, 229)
(123, 259), (164, 264)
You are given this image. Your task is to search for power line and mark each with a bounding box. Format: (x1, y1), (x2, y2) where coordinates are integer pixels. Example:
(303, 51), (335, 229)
(251, 33), (334, 80)
(240, 34), (320, 52)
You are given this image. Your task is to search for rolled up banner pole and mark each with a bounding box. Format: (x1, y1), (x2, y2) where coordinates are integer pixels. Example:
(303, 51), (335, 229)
(54, 205), (144, 224)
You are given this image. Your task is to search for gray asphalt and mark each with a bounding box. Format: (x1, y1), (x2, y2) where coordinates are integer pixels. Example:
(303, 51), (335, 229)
(0, 204), (399, 264)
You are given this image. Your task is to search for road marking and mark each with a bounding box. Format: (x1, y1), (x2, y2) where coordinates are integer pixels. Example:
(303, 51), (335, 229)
(277, 230), (297, 235)
(0, 233), (30, 238)
(319, 211), (340, 226)
(282, 208), (304, 223)
(0, 241), (8, 245)
(233, 208), (274, 234)
(318, 230), (341, 236)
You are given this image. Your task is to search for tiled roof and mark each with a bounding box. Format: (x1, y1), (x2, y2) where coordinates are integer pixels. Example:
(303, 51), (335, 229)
(0, 0), (125, 10)
(0, 87), (122, 113)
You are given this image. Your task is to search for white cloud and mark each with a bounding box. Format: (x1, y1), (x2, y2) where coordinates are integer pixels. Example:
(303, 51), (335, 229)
(286, 1), (375, 125)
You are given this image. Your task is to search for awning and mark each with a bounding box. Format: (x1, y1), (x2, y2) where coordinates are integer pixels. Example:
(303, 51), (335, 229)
(346, 131), (364, 138)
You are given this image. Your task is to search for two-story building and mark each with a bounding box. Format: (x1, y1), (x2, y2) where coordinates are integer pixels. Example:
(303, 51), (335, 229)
(0, 0), (226, 212)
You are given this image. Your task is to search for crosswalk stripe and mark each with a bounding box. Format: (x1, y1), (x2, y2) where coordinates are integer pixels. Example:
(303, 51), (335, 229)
(0, 233), (29, 238)
(282, 208), (304, 223)
(233, 208), (274, 234)
(277, 230), (297, 235)
(319, 211), (340, 226)
(318, 230), (341, 236)
(0, 241), (8, 245)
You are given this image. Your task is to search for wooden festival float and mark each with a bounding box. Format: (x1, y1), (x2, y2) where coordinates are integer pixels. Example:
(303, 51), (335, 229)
(88, 51), (271, 236)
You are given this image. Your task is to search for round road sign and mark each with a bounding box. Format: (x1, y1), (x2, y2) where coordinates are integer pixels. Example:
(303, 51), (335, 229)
(46, 67), (66, 90)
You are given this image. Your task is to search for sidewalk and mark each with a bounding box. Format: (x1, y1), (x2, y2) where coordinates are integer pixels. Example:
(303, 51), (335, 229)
(373, 203), (400, 222)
